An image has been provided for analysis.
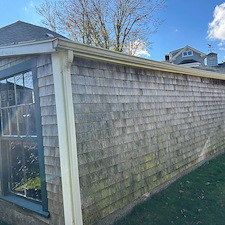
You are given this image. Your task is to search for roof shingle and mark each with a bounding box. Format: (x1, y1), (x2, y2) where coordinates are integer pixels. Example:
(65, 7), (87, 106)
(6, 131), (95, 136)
(0, 21), (68, 46)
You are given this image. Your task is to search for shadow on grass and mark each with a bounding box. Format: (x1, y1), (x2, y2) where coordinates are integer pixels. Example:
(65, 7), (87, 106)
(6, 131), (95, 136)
(114, 153), (225, 225)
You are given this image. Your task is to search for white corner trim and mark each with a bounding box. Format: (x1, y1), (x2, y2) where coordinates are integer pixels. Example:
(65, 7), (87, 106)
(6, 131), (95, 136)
(51, 50), (83, 225)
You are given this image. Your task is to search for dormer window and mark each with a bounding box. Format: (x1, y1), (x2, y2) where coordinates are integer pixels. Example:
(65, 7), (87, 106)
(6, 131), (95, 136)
(182, 51), (193, 57)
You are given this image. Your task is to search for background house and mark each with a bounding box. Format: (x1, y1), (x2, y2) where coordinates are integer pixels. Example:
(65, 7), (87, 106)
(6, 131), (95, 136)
(164, 45), (206, 67)
(1, 21), (225, 225)
(165, 45), (225, 73)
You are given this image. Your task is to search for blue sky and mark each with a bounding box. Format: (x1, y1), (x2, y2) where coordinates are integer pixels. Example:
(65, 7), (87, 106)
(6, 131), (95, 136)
(0, 0), (225, 63)
(150, 0), (225, 63)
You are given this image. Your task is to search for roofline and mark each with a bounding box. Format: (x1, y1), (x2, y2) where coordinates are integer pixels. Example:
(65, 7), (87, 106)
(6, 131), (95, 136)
(170, 45), (206, 55)
(170, 45), (206, 62)
(0, 21), (68, 41)
(0, 38), (224, 81)
(56, 39), (225, 80)
(0, 38), (58, 56)
(169, 48), (183, 54)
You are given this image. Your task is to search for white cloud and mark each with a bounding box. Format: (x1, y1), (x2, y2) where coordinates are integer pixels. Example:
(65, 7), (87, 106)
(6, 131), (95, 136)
(135, 47), (151, 57)
(208, 3), (225, 40)
(128, 40), (151, 57)
(24, 6), (28, 11)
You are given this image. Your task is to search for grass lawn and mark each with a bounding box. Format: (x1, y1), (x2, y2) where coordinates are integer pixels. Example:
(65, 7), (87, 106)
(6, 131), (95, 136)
(114, 153), (225, 225)
(0, 221), (11, 225)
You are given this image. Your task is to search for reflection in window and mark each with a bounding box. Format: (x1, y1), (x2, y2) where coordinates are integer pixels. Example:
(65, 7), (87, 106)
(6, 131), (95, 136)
(9, 141), (41, 201)
(0, 72), (36, 137)
(0, 71), (41, 201)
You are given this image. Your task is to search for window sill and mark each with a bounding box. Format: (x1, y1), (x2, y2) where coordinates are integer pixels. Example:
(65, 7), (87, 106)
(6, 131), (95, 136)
(0, 195), (50, 218)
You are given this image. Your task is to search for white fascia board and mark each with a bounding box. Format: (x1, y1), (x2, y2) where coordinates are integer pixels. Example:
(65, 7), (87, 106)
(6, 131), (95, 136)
(55, 39), (225, 81)
(0, 39), (57, 57)
(186, 45), (206, 56)
(172, 48), (187, 60)
(179, 62), (201, 68)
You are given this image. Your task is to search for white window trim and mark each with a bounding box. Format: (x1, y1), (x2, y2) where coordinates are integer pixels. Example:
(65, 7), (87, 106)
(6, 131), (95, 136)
(182, 50), (193, 57)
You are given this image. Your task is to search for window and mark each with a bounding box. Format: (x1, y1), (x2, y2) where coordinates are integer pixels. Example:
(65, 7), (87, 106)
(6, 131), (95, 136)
(0, 59), (48, 217)
(182, 50), (193, 57)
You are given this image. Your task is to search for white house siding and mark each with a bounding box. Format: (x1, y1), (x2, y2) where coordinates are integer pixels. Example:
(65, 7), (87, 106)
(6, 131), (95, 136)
(174, 51), (205, 65)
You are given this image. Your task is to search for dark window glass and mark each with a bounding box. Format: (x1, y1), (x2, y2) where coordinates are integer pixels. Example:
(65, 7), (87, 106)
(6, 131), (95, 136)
(9, 140), (41, 201)
(0, 71), (41, 202)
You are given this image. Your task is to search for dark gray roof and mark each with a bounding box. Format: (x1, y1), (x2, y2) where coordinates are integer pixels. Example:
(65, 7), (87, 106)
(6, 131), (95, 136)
(179, 59), (198, 65)
(0, 21), (68, 46)
(170, 48), (182, 57)
(218, 62), (225, 67)
(195, 65), (225, 74)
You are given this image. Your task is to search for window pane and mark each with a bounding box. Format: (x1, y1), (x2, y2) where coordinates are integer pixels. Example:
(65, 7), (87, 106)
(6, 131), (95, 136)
(6, 77), (15, 107)
(1, 108), (9, 135)
(14, 74), (23, 105)
(9, 140), (41, 201)
(23, 72), (34, 104)
(18, 105), (27, 135)
(8, 107), (18, 135)
(27, 104), (36, 135)
(24, 71), (33, 89)
(0, 70), (42, 203)
(0, 72), (36, 137)
(0, 79), (8, 107)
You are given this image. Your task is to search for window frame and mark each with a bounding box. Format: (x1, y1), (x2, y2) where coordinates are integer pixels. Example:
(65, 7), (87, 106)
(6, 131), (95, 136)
(182, 50), (193, 57)
(0, 58), (49, 217)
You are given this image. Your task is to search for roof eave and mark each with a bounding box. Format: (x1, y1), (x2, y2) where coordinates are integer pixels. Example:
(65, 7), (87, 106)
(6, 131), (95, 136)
(55, 39), (225, 80)
(0, 38), (224, 81)
(0, 38), (58, 57)
(171, 46), (206, 61)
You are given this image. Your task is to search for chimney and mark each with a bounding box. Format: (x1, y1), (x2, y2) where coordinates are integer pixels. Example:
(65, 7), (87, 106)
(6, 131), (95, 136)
(206, 52), (218, 67)
(165, 54), (169, 62)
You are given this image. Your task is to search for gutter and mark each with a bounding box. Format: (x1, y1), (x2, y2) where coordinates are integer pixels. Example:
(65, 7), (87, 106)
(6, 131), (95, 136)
(55, 39), (225, 80)
(0, 37), (224, 80)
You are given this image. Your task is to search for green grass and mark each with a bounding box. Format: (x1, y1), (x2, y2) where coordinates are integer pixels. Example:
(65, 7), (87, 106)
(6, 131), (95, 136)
(15, 176), (41, 191)
(114, 154), (225, 225)
(0, 221), (11, 225)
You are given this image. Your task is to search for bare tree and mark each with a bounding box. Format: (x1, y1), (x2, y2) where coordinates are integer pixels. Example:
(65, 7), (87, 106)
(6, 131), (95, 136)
(36, 0), (166, 54)
(36, 0), (58, 31)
